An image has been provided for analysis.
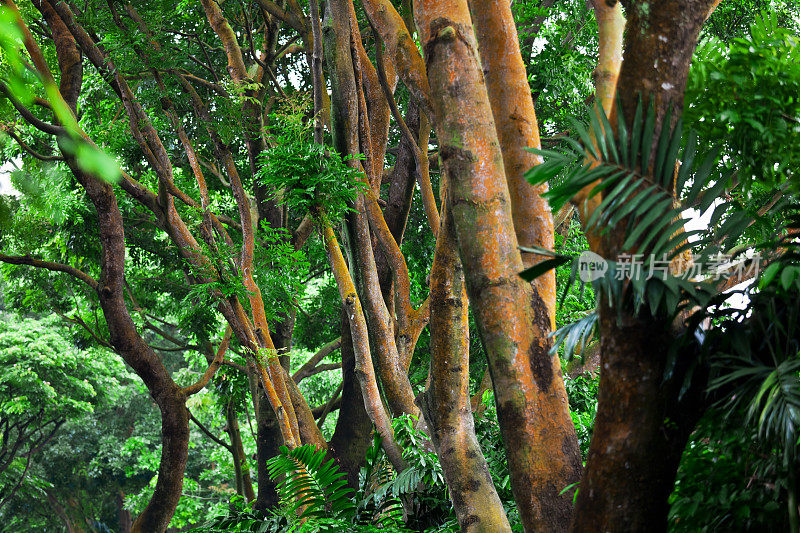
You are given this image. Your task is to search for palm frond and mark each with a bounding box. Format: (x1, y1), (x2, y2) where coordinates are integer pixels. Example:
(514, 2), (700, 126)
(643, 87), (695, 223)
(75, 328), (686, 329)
(523, 95), (753, 317)
(550, 312), (598, 360)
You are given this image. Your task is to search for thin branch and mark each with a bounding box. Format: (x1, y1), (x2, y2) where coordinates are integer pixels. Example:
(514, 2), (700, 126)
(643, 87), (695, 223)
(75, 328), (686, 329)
(183, 326), (232, 395)
(53, 308), (114, 349)
(0, 455), (32, 512)
(188, 412), (233, 453)
(221, 360), (248, 373)
(373, 26), (439, 235)
(0, 127), (64, 161)
(173, 69), (230, 98)
(0, 254), (99, 290)
(0, 82), (64, 136)
(298, 362), (342, 382)
(293, 336), (342, 382)
(314, 381), (343, 428)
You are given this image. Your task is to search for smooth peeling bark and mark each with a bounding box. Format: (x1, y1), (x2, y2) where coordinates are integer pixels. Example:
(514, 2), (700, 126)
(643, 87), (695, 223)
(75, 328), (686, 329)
(415, 0), (582, 530)
(571, 1), (717, 530)
(469, 0), (556, 317)
(420, 196), (511, 532)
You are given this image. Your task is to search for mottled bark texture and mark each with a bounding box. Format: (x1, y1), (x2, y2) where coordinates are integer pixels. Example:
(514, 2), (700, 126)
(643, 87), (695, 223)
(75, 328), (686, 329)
(322, 0), (417, 467)
(469, 0), (556, 317)
(319, 214), (407, 470)
(415, 0), (582, 530)
(571, 1), (717, 531)
(420, 195), (511, 532)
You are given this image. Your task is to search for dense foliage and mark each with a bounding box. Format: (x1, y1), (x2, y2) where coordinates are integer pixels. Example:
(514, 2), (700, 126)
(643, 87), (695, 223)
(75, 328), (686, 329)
(1, 0), (798, 532)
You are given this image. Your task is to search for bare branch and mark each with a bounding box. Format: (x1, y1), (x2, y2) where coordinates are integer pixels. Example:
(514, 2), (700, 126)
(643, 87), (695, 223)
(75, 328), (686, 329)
(314, 382), (343, 427)
(188, 412), (233, 453)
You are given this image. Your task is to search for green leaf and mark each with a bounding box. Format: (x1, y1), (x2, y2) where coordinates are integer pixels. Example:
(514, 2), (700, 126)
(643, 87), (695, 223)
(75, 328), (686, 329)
(520, 256), (571, 281)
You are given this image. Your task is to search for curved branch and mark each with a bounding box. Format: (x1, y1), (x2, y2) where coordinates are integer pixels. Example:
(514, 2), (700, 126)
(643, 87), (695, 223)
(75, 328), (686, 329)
(0, 82), (64, 136)
(189, 412), (233, 453)
(314, 381), (343, 427)
(292, 336), (342, 382)
(0, 127), (64, 161)
(0, 253), (99, 290)
(183, 326), (232, 396)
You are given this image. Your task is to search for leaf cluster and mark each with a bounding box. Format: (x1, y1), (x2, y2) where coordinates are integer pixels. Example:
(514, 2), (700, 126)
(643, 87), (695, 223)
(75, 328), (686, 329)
(257, 105), (368, 223)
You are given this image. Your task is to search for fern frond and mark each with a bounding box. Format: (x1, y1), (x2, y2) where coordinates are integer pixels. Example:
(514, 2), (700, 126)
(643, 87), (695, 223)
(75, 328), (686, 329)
(267, 444), (356, 520)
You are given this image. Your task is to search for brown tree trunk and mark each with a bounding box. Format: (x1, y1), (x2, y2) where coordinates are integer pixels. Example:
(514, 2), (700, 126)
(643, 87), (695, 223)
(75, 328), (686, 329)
(67, 160), (189, 533)
(255, 397), (282, 511)
(117, 491), (132, 533)
(415, 0), (582, 530)
(225, 403), (256, 502)
(571, 1), (716, 530)
(17, 4), (192, 530)
(319, 213), (407, 470)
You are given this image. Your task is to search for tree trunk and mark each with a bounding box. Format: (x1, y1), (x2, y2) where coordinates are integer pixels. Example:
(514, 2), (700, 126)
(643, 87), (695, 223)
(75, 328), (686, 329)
(255, 395), (282, 511)
(329, 308), (376, 489)
(420, 192), (511, 532)
(570, 313), (705, 532)
(226, 403), (256, 502)
(469, 0), (556, 312)
(319, 214), (407, 470)
(117, 491), (132, 533)
(24, 4), (192, 528)
(571, 1), (716, 530)
(416, 0), (582, 530)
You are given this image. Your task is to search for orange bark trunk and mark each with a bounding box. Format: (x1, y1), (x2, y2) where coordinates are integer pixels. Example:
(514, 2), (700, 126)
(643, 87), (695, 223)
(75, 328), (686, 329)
(318, 212), (407, 470)
(469, 0), (556, 318)
(421, 191), (511, 532)
(415, 1), (582, 530)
